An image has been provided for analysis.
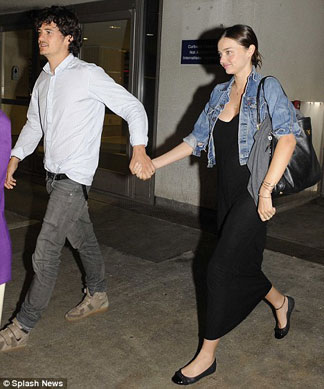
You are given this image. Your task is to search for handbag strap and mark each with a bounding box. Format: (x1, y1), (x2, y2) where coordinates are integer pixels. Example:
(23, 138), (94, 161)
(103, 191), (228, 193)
(256, 76), (271, 127)
(256, 76), (288, 128)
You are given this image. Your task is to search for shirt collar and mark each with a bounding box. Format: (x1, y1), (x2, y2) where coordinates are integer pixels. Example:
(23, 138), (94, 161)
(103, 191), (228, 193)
(43, 53), (75, 75)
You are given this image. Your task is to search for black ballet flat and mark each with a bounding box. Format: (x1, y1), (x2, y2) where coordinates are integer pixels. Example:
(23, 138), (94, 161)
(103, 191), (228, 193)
(274, 296), (295, 339)
(171, 359), (216, 385)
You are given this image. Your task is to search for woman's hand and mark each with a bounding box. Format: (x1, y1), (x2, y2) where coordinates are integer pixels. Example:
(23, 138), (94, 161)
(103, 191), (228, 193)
(257, 187), (276, 222)
(258, 196), (276, 222)
(257, 134), (296, 222)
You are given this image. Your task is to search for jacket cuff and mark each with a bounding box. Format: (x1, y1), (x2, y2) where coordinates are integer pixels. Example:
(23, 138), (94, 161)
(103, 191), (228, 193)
(272, 126), (301, 139)
(183, 134), (200, 156)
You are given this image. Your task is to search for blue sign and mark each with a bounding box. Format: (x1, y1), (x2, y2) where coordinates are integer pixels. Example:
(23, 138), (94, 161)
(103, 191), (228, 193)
(181, 39), (219, 64)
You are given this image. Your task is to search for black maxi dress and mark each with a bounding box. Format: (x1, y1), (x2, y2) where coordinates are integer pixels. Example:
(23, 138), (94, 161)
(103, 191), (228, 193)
(205, 114), (272, 340)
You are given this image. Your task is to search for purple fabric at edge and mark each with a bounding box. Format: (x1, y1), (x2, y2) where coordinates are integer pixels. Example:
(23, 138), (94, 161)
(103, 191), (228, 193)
(0, 110), (12, 284)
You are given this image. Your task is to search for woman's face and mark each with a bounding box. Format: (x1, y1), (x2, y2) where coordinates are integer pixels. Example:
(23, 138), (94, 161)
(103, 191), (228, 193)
(218, 37), (255, 76)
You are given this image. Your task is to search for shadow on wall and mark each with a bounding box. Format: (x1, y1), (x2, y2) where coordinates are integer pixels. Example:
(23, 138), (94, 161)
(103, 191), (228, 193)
(156, 26), (231, 344)
(156, 26), (230, 211)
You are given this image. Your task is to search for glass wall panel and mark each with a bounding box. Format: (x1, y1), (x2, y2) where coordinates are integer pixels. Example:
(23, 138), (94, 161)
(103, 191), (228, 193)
(0, 103), (28, 144)
(81, 20), (131, 174)
(1, 29), (34, 172)
(2, 29), (33, 100)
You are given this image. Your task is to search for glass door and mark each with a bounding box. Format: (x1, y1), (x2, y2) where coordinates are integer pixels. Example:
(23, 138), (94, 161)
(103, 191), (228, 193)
(80, 18), (135, 196)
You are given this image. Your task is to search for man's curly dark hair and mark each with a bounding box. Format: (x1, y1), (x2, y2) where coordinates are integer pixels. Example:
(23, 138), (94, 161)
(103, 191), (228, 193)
(35, 6), (82, 56)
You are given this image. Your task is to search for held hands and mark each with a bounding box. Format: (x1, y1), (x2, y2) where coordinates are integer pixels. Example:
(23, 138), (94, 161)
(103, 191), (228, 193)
(257, 180), (276, 222)
(4, 157), (19, 189)
(129, 145), (156, 181)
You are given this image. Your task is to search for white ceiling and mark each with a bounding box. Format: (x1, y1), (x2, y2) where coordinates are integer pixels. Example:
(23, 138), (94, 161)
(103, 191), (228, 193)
(0, 0), (99, 15)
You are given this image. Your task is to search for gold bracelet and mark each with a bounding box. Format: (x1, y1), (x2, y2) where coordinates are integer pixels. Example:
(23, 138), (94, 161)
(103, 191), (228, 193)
(258, 193), (271, 198)
(262, 183), (275, 193)
(262, 180), (275, 188)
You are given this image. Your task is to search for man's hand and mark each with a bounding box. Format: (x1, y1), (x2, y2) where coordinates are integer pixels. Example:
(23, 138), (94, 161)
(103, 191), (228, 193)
(129, 145), (155, 181)
(5, 157), (20, 189)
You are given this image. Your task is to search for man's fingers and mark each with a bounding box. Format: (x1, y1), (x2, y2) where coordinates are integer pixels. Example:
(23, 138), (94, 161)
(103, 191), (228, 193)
(4, 181), (16, 189)
(130, 162), (141, 175)
(4, 175), (16, 189)
(135, 168), (155, 181)
(140, 160), (155, 175)
(132, 161), (155, 179)
(129, 147), (156, 179)
(134, 163), (142, 174)
(129, 160), (138, 174)
(5, 158), (19, 189)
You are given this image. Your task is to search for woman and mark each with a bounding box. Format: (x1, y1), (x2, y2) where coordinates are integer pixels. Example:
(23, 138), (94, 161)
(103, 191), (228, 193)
(140, 25), (300, 385)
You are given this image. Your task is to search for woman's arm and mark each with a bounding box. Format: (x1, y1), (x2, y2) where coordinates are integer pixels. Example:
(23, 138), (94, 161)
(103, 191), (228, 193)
(262, 134), (296, 186)
(153, 142), (193, 169)
(257, 77), (299, 222)
(134, 142), (193, 180)
(257, 133), (296, 221)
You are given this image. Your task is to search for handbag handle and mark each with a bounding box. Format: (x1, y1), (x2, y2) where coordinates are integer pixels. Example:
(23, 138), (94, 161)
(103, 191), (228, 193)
(256, 76), (272, 128)
(256, 76), (289, 128)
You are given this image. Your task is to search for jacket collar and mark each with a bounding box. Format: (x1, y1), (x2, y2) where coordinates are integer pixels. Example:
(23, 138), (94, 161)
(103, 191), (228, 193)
(220, 66), (261, 92)
(250, 66), (259, 81)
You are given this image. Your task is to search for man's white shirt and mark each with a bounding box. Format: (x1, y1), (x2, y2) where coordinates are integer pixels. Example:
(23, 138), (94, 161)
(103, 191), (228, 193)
(12, 53), (148, 185)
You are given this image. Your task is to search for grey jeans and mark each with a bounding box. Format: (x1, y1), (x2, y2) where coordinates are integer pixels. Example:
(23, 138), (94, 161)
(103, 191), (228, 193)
(17, 177), (106, 330)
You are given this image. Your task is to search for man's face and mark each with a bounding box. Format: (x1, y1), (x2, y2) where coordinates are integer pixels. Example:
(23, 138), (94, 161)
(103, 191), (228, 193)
(38, 22), (71, 59)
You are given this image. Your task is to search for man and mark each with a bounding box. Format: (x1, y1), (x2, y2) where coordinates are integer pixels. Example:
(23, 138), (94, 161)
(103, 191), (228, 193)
(0, 6), (155, 352)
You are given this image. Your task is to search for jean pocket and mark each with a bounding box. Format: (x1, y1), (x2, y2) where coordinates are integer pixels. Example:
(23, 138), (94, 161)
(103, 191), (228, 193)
(46, 178), (54, 194)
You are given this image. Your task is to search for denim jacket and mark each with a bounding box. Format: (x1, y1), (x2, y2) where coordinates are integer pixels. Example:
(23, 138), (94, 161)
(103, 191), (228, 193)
(183, 67), (301, 167)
